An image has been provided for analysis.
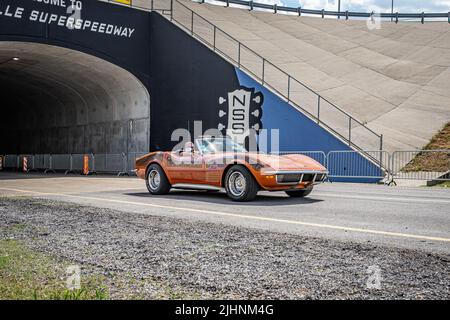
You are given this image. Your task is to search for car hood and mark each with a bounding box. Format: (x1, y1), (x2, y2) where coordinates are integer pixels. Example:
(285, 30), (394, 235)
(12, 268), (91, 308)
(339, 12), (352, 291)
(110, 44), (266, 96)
(248, 153), (326, 171)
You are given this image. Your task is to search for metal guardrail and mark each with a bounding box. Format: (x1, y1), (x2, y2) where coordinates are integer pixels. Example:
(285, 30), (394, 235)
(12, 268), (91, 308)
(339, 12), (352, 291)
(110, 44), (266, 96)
(390, 150), (450, 185)
(1, 154), (135, 176)
(205, 0), (450, 23)
(102, 0), (172, 14)
(327, 150), (390, 181)
(272, 150), (389, 181)
(1, 150), (449, 184)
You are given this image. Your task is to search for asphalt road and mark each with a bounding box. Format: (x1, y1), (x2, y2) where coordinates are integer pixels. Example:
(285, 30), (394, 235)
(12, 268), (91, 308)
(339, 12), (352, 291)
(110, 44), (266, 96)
(1, 172), (449, 254)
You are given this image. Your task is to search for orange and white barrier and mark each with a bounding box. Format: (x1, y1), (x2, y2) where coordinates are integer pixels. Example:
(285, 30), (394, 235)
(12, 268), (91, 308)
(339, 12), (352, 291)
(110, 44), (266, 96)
(0, 155), (3, 171)
(83, 154), (89, 175)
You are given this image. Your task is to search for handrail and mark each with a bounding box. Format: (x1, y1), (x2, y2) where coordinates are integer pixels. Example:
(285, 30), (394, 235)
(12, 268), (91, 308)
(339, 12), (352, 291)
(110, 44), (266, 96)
(205, 0), (450, 24)
(102, 0), (172, 14)
(171, 0), (383, 152)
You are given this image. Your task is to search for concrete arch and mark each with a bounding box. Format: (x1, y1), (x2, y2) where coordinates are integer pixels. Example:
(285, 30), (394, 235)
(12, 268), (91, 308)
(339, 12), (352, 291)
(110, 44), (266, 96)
(0, 41), (150, 155)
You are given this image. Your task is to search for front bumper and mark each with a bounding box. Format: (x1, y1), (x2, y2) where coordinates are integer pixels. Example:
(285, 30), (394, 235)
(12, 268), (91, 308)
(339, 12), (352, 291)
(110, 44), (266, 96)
(261, 170), (328, 186)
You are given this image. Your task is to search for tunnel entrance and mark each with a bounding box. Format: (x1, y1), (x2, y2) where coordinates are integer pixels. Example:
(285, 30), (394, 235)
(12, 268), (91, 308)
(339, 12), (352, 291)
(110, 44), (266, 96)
(0, 41), (150, 155)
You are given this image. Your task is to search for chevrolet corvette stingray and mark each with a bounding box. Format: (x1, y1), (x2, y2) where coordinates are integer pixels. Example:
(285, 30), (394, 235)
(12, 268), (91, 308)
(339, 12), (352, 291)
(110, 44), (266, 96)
(135, 137), (328, 201)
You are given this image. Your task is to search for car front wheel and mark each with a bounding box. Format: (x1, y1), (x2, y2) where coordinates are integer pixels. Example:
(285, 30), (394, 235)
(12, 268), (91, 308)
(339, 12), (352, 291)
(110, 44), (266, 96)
(225, 165), (259, 202)
(146, 164), (171, 195)
(285, 187), (313, 198)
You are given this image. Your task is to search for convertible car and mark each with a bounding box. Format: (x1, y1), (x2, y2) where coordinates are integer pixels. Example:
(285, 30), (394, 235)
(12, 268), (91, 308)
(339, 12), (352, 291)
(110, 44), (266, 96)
(135, 137), (328, 201)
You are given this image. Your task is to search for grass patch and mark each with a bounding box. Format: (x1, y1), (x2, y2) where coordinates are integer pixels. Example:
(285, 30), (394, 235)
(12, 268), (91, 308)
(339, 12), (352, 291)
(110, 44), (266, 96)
(9, 223), (27, 232)
(435, 181), (450, 188)
(402, 122), (450, 172)
(0, 240), (108, 300)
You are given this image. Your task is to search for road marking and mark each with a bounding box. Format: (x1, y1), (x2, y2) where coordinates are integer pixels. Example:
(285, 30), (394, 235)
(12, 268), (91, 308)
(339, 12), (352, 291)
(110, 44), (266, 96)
(1, 187), (450, 243)
(313, 192), (450, 204)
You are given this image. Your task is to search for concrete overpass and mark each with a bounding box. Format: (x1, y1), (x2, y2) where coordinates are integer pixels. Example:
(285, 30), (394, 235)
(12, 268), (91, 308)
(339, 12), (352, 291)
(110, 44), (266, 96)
(0, 0), (152, 155)
(0, 41), (150, 154)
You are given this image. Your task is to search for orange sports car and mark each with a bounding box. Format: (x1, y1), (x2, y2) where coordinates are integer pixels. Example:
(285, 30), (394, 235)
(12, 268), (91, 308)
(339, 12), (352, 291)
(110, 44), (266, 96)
(135, 137), (328, 201)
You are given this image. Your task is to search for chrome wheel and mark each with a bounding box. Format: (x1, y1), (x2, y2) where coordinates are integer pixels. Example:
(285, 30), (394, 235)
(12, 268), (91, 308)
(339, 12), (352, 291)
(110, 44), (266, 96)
(148, 169), (160, 191)
(228, 171), (246, 197)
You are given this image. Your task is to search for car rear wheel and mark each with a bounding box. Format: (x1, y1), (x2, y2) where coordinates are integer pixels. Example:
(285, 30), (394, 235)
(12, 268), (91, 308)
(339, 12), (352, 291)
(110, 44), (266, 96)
(225, 165), (258, 202)
(285, 187), (313, 198)
(146, 164), (171, 195)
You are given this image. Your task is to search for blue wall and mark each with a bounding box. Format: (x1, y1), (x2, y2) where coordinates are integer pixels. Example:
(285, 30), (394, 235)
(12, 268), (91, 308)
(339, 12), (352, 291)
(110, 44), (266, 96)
(235, 68), (382, 183)
(235, 69), (351, 154)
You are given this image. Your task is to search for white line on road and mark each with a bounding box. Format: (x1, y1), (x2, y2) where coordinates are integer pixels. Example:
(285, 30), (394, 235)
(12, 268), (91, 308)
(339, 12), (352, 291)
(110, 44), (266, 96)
(1, 187), (449, 243)
(313, 192), (450, 204)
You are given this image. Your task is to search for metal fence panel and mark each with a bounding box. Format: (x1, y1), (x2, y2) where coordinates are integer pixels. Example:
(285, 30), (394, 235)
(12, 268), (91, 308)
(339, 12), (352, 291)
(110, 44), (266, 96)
(33, 154), (46, 171)
(91, 154), (126, 174)
(106, 153), (126, 174)
(4, 155), (18, 169)
(327, 150), (390, 181)
(391, 150), (450, 182)
(93, 154), (107, 173)
(2, 150), (447, 184)
(52, 154), (71, 171)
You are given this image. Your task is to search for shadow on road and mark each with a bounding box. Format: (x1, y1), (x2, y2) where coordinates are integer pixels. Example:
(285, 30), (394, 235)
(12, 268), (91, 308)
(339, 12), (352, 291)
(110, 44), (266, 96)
(124, 190), (323, 206)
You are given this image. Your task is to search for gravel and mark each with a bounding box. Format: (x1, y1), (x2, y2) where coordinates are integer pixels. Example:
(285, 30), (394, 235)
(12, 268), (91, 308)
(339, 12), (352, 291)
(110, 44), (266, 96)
(0, 196), (449, 299)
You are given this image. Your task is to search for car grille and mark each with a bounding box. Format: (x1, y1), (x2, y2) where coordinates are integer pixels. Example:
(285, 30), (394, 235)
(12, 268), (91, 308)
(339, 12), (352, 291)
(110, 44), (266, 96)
(316, 173), (326, 182)
(302, 174), (315, 183)
(275, 173), (327, 184)
(276, 174), (302, 184)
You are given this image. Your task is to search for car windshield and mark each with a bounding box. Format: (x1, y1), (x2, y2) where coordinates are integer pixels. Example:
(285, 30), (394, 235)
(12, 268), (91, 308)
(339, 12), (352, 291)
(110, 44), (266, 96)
(196, 137), (247, 154)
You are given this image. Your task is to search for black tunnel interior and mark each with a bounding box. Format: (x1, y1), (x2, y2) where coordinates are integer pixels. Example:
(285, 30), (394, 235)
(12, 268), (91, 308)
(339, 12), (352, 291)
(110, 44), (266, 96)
(0, 41), (150, 155)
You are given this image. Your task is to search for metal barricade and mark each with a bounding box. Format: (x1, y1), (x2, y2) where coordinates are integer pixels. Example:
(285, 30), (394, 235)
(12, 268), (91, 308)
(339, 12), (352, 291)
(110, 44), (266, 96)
(25, 155), (39, 173)
(5, 150), (446, 186)
(91, 153), (127, 176)
(52, 154), (71, 172)
(92, 153), (106, 174)
(390, 150), (450, 185)
(4, 155), (19, 170)
(67, 154), (90, 175)
(18, 154), (38, 173)
(32, 154), (46, 172)
(43, 154), (56, 174)
(327, 150), (390, 182)
(107, 153), (127, 176)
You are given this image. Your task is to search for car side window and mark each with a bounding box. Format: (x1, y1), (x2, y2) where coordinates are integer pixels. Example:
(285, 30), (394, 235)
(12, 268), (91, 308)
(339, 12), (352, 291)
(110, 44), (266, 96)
(197, 140), (214, 154)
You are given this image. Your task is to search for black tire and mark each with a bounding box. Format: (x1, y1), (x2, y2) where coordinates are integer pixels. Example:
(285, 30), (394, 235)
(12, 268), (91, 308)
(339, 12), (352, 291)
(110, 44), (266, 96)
(146, 164), (171, 195)
(224, 165), (259, 202)
(285, 187), (313, 198)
